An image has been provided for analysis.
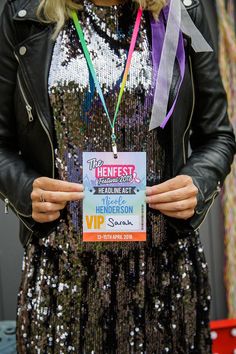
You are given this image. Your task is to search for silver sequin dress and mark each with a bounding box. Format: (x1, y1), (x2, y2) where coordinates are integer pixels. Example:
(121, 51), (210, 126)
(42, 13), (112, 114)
(16, 2), (212, 353)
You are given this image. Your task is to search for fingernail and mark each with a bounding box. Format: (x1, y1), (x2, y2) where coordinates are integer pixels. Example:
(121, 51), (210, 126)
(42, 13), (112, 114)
(76, 192), (84, 199)
(74, 184), (84, 191)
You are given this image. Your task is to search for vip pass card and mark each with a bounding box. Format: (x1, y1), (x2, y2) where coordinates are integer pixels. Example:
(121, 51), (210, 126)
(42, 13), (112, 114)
(83, 152), (146, 242)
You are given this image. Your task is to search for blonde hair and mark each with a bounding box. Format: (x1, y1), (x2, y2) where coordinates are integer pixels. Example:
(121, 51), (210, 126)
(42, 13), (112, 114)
(37, 0), (166, 38)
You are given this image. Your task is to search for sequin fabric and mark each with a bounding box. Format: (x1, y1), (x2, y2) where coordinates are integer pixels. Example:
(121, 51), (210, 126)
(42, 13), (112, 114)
(16, 2), (212, 353)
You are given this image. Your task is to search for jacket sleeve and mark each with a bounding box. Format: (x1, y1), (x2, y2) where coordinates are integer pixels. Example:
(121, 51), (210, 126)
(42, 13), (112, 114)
(177, 0), (236, 231)
(0, 2), (41, 233)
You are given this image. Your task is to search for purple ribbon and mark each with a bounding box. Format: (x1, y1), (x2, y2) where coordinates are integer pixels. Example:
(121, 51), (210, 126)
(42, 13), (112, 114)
(150, 4), (186, 130)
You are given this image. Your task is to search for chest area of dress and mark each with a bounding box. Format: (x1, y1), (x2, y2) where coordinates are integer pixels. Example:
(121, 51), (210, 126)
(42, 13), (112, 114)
(48, 6), (153, 97)
(49, 5), (160, 160)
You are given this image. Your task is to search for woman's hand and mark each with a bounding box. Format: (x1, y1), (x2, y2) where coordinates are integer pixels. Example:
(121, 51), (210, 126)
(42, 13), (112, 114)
(31, 177), (84, 223)
(146, 175), (198, 220)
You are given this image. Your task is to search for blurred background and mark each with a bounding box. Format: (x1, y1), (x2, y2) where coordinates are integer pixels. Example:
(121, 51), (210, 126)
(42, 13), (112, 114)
(0, 0), (236, 353)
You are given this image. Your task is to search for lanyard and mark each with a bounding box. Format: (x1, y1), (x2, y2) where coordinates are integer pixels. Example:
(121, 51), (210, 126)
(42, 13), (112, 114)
(71, 7), (143, 158)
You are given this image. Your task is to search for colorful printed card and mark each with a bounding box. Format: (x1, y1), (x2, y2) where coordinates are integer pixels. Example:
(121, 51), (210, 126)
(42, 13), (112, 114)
(83, 152), (146, 242)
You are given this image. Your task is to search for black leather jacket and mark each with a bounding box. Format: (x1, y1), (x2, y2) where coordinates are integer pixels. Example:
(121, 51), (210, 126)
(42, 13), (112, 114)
(0, 0), (235, 247)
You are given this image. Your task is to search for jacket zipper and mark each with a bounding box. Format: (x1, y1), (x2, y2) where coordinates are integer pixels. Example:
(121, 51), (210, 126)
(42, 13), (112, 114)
(17, 73), (34, 122)
(194, 190), (219, 231)
(1, 190), (33, 245)
(182, 56), (221, 230)
(205, 185), (221, 203)
(0, 190), (32, 218)
(5, 52), (56, 245)
(1, 191), (33, 246)
(1, 70), (34, 241)
(4, 198), (9, 214)
(183, 55), (195, 164)
(182, 56), (220, 231)
(14, 53), (55, 179)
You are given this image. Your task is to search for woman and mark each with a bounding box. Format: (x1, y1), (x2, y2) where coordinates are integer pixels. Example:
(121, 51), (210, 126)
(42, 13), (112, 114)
(0, 0), (235, 352)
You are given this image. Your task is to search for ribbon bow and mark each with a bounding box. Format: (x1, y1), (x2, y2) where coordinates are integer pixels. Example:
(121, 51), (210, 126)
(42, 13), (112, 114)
(149, 0), (213, 130)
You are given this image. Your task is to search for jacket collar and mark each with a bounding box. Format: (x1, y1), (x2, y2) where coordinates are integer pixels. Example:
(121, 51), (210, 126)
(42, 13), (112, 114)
(12, 0), (199, 22)
(13, 0), (42, 23)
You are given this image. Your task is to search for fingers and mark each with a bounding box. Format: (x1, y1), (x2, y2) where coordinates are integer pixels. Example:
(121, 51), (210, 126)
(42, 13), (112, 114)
(33, 177), (84, 192)
(146, 175), (194, 196)
(158, 209), (195, 220)
(31, 177), (85, 203)
(149, 202), (195, 220)
(146, 185), (198, 204)
(32, 211), (61, 223)
(33, 201), (67, 213)
(149, 196), (197, 212)
(31, 177), (85, 223)
(31, 190), (84, 203)
(32, 200), (66, 223)
(147, 175), (198, 220)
